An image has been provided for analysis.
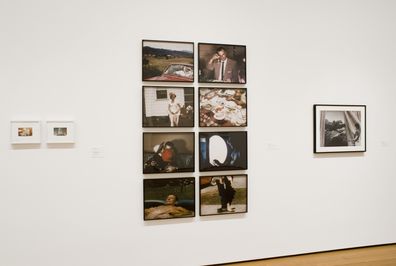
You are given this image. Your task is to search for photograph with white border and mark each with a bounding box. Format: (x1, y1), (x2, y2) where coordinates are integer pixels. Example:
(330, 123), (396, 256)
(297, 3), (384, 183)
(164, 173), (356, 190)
(314, 105), (366, 153)
(46, 121), (75, 144)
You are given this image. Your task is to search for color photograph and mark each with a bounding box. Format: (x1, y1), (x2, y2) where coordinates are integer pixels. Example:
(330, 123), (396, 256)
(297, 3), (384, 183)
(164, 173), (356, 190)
(144, 177), (195, 221)
(18, 127), (33, 137)
(142, 86), (194, 127)
(200, 175), (247, 216)
(199, 131), (247, 171)
(11, 121), (41, 144)
(198, 43), (246, 84)
(142, 40), (194, 82)
(314, 105), (366, 153)
(199, 87), (247, 127)
(143, 132), (195, 173)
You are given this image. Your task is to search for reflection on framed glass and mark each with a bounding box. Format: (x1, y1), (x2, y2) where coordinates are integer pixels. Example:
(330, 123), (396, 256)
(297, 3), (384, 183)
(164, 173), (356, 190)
(199, 131), (247, 172)
(198, 43), (246, 84)
(46, 121), (75, 144)
(200, 175), (247, 216)
(143, 132), (195, 174)
(314, 104), (366, 153)
(143, 177), (195, 221)
(142, 86), (194, 127)
(142, 40), (194, 82)
(10, 121), (41, 144)
(199, 87), (247, 127)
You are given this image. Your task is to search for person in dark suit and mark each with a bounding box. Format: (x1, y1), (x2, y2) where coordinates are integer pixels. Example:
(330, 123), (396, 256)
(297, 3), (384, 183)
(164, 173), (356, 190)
(216, 176), (236, 213)
(207, 47), (239, 83)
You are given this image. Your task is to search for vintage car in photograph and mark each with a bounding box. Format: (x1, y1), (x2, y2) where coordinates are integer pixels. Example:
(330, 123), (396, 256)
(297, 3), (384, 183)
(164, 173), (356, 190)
(146, 63), (194, 82)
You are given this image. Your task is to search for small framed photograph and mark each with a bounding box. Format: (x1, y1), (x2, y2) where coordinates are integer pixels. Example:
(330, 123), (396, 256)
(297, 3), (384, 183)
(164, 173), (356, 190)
(142, 40), (194, 82)
(200, 175), (247, 216)
(143, 132), (195, 174)
(199, 87), (247, 127)
(314, 104), (366, 153)
(10, 121), (41, 144)
(198, 43), (246, 84)
(142, 86), (194, 127)
(199, 131), (247, 172)
(144, 177), (195, 221)
(46, 121), (75, 143)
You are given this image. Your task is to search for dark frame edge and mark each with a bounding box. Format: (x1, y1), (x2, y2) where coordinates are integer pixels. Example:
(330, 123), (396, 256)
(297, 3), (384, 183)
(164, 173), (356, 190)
(313, 104), (367, 154)
(143, 177), (196, 221)
(197, 42), (247, 85)
(198, 174), (248, 217)
(142, 86), (195, 128)
(142, 39), (195, 83)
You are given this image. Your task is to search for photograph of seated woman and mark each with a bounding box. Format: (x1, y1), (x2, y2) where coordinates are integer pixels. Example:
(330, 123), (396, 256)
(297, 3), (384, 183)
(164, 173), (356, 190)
(145, 194), (193, 220)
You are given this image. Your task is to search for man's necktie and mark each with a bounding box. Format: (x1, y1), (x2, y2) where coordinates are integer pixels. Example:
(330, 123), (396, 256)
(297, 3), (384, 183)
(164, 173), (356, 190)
(220, 61), (224, 81)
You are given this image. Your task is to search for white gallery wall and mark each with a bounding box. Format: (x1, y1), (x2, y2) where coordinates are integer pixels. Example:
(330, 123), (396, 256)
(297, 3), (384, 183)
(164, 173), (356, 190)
(1, 0), (396, 265)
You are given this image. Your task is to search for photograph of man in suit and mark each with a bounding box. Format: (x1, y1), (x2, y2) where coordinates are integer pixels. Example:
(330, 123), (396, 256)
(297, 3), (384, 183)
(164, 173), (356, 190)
(207, 47), (239, 83)
(199, 44), (246, 84)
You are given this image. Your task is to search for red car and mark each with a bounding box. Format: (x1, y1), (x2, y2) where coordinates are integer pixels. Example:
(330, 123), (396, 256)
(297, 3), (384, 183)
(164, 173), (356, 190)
(146, 63), (194, 82)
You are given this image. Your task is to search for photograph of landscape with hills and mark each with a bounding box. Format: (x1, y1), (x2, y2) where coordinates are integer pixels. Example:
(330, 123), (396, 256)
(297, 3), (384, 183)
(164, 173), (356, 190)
(142, 40), (194, 82)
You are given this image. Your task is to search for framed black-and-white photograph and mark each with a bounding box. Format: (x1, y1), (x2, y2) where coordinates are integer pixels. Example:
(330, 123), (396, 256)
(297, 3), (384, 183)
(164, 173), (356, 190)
(10, 121), (41, 144)
(199, 131), (247, 172)
(46, 121), (75, 143)
(199, 87), (247, 127)
(200, 175), (247, 216)
(314, 104), (366, 153)
(143, 132), (195, 174)
(198, 43), (246, 84)
(142, 40), (194, 82)
(142, 86), (194, 127)
(144, 177), (195, 221)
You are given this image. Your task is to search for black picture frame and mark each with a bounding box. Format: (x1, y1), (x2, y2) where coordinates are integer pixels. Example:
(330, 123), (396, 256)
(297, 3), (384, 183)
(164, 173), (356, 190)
(144, 177), (195, 221)
(198, 42), (246, 84)
(199, 131), (247, 172)
(142, 86), (195, 128)
(199, 87), (247, 127)
(143, 132), (195, 174)
(313, 104), (367, 153)
(142, 40), (194, 82)
(199, 174), (248, 216)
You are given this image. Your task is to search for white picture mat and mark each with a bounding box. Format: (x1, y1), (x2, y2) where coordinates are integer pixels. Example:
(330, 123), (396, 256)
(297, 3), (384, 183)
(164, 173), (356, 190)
(10, 121), (41, 144)
(46, 121), (75, 143)
(315, 105), (366, 153)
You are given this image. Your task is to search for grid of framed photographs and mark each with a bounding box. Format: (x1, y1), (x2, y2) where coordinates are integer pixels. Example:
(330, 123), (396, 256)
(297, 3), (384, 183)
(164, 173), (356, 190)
(141, 41), (368, 222)
(142, 40), (248, 221)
